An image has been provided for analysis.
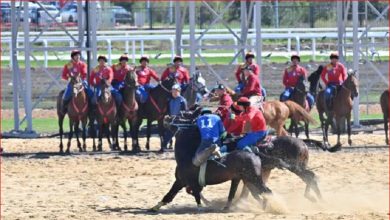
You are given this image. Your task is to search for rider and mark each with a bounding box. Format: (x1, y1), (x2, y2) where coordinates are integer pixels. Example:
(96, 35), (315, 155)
(234, 97), (268, 151)
(240, 66), (262, 98)
(135, 56), (160, 103)
(234, 52), (266, 98)
(161, 56), (190, 90)
(280, 54), (315, 108)
(214, 84), (233, 121)
(61, 50), (91, 113)
(89, 55), (121, 108)
(192, 108), (226, 167)
(162, 84), (188, 150)
(111, 54), (132, 105)
(320, 52), (347, 110)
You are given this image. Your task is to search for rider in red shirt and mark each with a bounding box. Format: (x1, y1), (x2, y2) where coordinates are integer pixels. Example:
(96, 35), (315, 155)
(241, 66), (262, 98)
(234, 52), (266, 98)
(320, 52), (347, 109)
(233, 97), (268, 150)
(61, 50), (91, 113)
(135, 56), (160, 103)
(280, 54), (315, 108)
(161, 56), (190, 89)
(89, 55), (123, 108)
(214, 84), (233, 121)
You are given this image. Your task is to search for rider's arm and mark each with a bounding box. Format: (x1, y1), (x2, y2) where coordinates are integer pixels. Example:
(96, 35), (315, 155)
(62, 64), (70, 81)
(180, 98), (188, 111)
(320, 66), (328, 85)
(107, 68), (114, 84)
(150, 68), (160, 82)
(160, 68), (169, 81)
(340, 64), (347, 81)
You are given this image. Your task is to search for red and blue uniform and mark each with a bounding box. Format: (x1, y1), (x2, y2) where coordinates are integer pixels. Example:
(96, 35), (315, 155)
(241, 74), (262, 97)
(136, 66), (159, 103)
(61, 61), (92, 101)
(161, 66), (190, 86)
(321, 62), (347, 104)
(89, 65), (122, 106)
(236, 106), (267, 150)
(234, 62), (266, 97)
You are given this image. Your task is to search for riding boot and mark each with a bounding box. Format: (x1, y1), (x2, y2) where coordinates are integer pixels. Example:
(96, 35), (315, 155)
(192, 145), (217, 167)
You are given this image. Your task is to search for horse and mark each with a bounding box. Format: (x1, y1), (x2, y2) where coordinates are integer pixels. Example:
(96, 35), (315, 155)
(150, 119), (273, 212)
(182, 70), (208, 108)
(308, 65), (323, 98)
(134, 77), (176, 152)
(113, 68), (139, 152)
(56, 74), (89, 153)
(95, 79), (117, 151)
(316, 70), (359, 150)
(380, 90), (389, 144)
(288, 75), (311, 139)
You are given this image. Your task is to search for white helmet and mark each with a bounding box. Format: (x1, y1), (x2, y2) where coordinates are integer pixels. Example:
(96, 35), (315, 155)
(172, 84), (181, 91)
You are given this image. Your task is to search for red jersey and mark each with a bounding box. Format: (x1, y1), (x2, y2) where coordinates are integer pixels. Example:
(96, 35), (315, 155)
(111, 63), (131, 82)
(235, 62), (260, 82)
(216, 93), (233, 121)
(62, 61), (87, 81)
(283, 64), (307, 88)
(242, 74), (262, 97)
(223, 116), (244, 136)
(161, 66), (190, 84)
(89, 65), (114, 87)
(321, 63), (347, 85)
(237, 106), (266, 132)
(136, 66), (159, 85)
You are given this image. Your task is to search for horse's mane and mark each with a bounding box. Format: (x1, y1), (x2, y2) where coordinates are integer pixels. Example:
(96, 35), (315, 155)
(174, 126), (200, 164)
(308, 65), (323, 95)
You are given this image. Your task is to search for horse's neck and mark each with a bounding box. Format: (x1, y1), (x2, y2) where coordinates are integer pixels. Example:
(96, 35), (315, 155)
(150, 86), (170, 100)
(73, 90), (87, 105)
(336, 86), (352, 101)
(123, 86), (136, 105)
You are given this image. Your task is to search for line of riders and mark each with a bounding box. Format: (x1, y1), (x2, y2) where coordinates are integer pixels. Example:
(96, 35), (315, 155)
(61, 50), (347, 163)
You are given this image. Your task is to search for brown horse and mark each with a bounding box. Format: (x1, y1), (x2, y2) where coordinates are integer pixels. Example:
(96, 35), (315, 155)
(380, 90), (389, 144)
(57, 75), (89, 153)
(113, 68), (139, 151)
(95, 79), (117, 151)
(316, 71), (359, 150)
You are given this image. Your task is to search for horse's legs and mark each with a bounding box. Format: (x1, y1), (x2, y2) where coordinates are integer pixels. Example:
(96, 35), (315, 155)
(305, 122), (310, 139)
(150, 179), (184, 212)
(335, 116), (341, 146)
(157, 119), (165, 152)
(261, 168), (272, 184)
(98, 124), (103, 151)
(223, 178), (240, 211)
(121, 122), (128, 151)
(82, 119), (87, 151)
(289, 167), (322, 202)
(58, 114), (64, 153)
(66, 120), (74, 154)
(244, 181), (272, 210)
(191, 186), (203, 210)
(74, 121), (83, 152)
(106, 124), (114, 150)
(346, 113), (352, 146)
(145, 119), (152, 150)
(384, 113), (389, 145)
(131, 118), (142, 152)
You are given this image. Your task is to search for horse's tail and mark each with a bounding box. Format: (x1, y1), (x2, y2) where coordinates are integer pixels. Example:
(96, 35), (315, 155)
(284, 100), (317, 125)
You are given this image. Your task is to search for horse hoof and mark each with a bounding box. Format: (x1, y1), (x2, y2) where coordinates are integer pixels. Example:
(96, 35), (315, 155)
(348, 140), (352, 146)
(222, 206), (231, 212)
(124, 146), (128, 152)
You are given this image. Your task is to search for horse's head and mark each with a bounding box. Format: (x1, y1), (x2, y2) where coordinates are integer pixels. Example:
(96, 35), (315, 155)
(190, 71), (208, 95)
(161, 75), (177, 92)
(69, 74), (83, 97)
(100, 79), (112, 103)
(344, 69), (359, 98)
(124, 66), (137, 88)
(308, 65), (323, 94)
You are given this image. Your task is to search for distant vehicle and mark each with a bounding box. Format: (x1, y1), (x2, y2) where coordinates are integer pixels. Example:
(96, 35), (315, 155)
(1, 2), (11, 23)
(112, 6), (132, 24)
(60, 2), (101, 23)
(30, 4), (62, 24)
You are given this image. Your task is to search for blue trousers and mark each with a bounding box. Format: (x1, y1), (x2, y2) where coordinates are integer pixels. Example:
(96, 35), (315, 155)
(237, 130), (267, 150)
(92, 86), (122, 106)
(235, 82), (267, 98)
(136, 84), (155, 103)
(280, 87), (315, 108)
(63, 80), (93, 102)
(324, 84), (337, 104)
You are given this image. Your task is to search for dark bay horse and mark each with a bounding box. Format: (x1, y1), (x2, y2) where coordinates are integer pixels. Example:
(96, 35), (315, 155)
(380, 90), (389, 144)
(95, 79), (117, 151)
(289, 75), (311, 139)
(56, 74), (89, 153)
(150, 123), (272, 212)
(114, 68), (139, 151)
(308, 65), (323, 98)
(316, 71), (359, 150)
(134, 77), (176, 152)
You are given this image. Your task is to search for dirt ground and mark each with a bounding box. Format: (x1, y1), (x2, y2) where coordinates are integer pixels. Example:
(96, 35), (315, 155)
(1, 134), (389, 220)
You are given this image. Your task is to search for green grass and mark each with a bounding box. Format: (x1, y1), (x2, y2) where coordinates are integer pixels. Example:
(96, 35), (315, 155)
(1, 112), (383, 134)
(2, 54), (388, 68)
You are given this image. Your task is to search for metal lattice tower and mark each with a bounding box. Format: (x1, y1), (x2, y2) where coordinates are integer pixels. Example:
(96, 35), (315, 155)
(9, 0), (98, 136)
(337, 1), (389, 126)
(176, 1), (263, 85)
